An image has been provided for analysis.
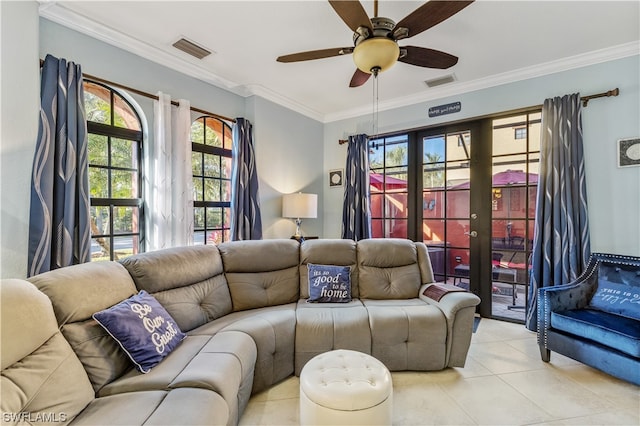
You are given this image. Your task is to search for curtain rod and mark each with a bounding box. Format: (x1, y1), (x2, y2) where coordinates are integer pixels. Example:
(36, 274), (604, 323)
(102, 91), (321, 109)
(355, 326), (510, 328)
(39, 59), (235, 123)
(337, 88), (620, 145)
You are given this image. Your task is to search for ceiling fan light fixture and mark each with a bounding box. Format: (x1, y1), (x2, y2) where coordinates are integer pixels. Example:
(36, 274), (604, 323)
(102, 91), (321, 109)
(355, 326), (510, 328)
(352, 37), (399, 74)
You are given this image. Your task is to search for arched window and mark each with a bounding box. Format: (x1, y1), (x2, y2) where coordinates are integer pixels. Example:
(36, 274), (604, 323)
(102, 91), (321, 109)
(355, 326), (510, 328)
(190, 116), (233, 244)
(84, 80), (144, 261)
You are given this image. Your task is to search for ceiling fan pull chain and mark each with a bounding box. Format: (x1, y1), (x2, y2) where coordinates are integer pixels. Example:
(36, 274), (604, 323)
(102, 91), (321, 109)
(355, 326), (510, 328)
(371, 68), (380, 138)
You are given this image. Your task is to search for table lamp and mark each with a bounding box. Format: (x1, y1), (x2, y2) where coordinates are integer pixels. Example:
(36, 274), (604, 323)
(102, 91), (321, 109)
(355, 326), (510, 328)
(282, 193), (317, 239)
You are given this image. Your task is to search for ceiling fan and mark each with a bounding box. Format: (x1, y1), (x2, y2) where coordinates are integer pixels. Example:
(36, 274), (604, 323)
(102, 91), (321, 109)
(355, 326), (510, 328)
(276, 0), (474, 87)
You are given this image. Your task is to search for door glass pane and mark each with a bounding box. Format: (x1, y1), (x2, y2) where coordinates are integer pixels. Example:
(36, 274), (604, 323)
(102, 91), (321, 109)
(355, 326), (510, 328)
(422, 219), (444, 245)
(422, 129), (471, 287)
(369, 135), (409, 238)
(446, 161), (470, 188)
(385, 139), (408, 167)
(493, 115), (528, 155)
(446, 190), (469, 218)
(447, 219), (470, 248)
(446, 131), (471, 162)
(451, 248), (470, 289)
(423, 163), (445, 189)
(371, 219), (384, 237)
(424, 136), (444, 163)
(425, 243), (447, 280)
(386, 218), (407, 238)
(490, 112), (539, 321)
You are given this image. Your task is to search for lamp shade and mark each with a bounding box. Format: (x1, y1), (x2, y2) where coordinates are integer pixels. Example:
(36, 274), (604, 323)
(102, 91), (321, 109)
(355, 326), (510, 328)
(282, 193), (317, 219)
(352, 37), (400, 74)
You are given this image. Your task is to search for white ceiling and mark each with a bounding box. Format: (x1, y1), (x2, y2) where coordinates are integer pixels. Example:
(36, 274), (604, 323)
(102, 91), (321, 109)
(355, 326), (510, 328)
(40, 1), (640, 122)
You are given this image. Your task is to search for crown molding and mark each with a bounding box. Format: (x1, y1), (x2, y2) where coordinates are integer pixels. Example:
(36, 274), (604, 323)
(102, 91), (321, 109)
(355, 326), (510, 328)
(39, 3), (638, 125)
(323, 40), (640, 123)
(39, 2), (327, 122)
(38, 2), (242, 94)
(242, 84), (325, 122)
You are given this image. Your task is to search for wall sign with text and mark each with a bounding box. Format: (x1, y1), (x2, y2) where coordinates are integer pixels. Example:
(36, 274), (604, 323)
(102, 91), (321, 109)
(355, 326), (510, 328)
(428, 102), (461, 118)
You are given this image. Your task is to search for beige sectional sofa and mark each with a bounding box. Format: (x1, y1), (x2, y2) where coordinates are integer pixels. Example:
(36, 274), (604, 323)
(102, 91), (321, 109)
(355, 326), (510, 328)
(1, 238), (480, 425)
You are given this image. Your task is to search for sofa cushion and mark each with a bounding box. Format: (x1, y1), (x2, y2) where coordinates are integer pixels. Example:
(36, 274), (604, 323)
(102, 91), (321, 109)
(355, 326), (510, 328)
(29, 261), (138, 391)
(307, 263), (351, 303)
(357, 238), (422, 299)
(120, 245), (233, 331)
(588, 278), (640, 320)
(551, 308), (640, 357)
(294, 299), (371, 375)
(300, 239), (358, 298)
(219, 239), (300, 311)
(1, 279), (95, 423)
(93, 291), (186, 373)
(190, 304), (297, 394)
(98, 331), (256, 426)
(71, 388), (229, 426)
(362, 298), (448, 370)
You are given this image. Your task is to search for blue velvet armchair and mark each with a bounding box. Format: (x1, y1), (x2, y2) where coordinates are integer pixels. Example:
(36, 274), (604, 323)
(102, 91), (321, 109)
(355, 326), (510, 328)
(537, 253), (640, 385)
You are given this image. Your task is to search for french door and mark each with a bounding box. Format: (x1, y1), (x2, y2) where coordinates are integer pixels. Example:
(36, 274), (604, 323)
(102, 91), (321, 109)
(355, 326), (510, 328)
(369, 111), (540, 322)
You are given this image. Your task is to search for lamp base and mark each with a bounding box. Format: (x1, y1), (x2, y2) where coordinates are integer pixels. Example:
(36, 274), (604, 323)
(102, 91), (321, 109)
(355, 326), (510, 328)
(294, 218), (302, 239)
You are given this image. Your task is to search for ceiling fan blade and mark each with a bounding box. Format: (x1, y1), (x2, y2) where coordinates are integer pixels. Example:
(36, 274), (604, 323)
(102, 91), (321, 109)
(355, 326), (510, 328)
(277, 47), (353, 63)
(328, 0), (372, 33)
(398, 46), (458, 69)
(349, 69), (371, 87)
(395, 1), (474, 39)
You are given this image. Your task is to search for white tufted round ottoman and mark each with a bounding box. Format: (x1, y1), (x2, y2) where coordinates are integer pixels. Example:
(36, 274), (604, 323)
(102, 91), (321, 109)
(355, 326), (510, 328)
(299, 349), (393, 425)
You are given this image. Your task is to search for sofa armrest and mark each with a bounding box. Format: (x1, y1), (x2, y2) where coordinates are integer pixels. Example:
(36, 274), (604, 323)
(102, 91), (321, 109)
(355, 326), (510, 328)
(419, 283), (480, 315)
(419, 283), (480, 367)
(537, 279), (597, 356)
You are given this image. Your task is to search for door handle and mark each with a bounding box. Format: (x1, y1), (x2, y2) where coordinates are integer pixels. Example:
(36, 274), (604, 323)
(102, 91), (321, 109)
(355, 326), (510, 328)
(464, 231), (478, 238)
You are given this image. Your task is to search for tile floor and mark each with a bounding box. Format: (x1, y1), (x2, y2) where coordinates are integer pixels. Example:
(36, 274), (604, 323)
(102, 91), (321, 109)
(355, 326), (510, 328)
(239, 318), (639, 425)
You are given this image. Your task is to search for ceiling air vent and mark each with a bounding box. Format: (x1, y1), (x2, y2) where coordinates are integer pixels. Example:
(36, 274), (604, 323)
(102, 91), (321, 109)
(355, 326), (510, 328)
(172, 38), (212, 59)
(424, 74), (456, 88)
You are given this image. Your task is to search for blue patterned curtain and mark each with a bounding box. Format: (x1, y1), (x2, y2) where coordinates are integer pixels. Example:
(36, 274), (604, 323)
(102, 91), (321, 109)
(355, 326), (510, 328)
(230, 118), (263, 240)
(341, 134), (371, 240)
(526, 93), (591, 331)
(28, 54), (90, 276)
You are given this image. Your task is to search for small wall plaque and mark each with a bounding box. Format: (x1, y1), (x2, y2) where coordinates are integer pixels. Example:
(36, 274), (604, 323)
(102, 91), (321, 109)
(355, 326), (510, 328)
(329, 169), (344, 187)
(428, 101), (461, 118)
(617, 138), (640, 167)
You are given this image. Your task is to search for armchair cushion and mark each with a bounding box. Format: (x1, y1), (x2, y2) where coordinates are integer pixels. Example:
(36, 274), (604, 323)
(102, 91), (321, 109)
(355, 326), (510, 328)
(551, 308), (640, 357)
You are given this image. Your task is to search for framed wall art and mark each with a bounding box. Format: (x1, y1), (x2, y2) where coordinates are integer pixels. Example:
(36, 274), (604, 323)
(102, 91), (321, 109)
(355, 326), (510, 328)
(617, 138), (640, 168)
(329, 169), (344, 188)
